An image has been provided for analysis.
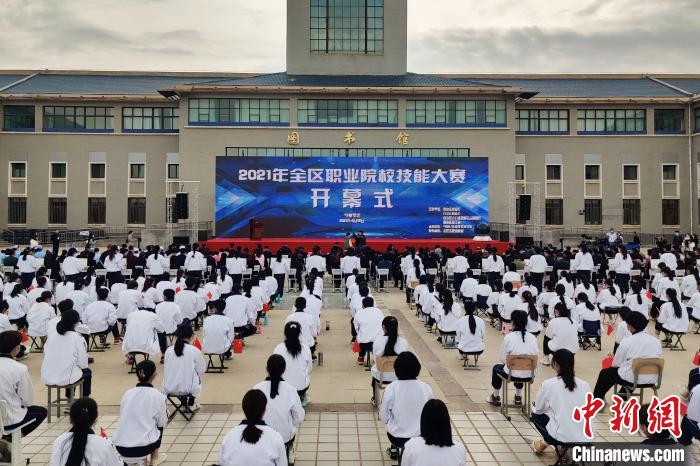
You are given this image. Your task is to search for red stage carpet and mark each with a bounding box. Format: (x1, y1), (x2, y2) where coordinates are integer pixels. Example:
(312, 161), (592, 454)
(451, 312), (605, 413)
(204, 238), (510, 254)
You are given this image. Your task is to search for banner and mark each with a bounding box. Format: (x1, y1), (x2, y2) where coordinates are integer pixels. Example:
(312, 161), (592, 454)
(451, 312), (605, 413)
(215, 156), (488, 238)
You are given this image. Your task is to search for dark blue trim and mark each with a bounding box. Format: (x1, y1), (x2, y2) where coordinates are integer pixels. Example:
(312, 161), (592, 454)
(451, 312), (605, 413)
(577, 131), (646, 135)
(406, 123), (507, 128)
(516, 131), (569, 136)
(298, 122), (399, 128)
(2, 127), (35, 132)
(43, 128), (114, 133)
(123, 129), (179, 134)
(654, 130), (686, 135)
(187, 121), (289, 127)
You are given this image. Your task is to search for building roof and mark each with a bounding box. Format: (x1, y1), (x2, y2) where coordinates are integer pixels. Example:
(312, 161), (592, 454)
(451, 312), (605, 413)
(0, 74), (30, 91)
(658, 78), (700, 95)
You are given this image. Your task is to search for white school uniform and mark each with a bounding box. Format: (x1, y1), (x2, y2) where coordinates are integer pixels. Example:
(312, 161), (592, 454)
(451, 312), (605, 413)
(499, 331), (539, 378)
(353, 306), (384, 344)
(402, 437), (467, 466)
(203, 314), (235, 354)
(518, 283), (539, 298)
(272, 342), (313, 391)
(306, 254), (325, 273)
(659, 252), (678, 271)
(688, 291), (700, 320)
(451, 255), (469, 273)
(379, 379), (433, 439)
(498, 292), (521, 321)
(547, 295), (575, 314)
(142, 287), (160, 310)
(574, 284), (597, 304)
(224, 294), (255, 327)
(113, 384), (167, 449)
(573, 252), (593, 272)
(615, 321), (631, 345)
(6, 294), (29, 321)
(65, 289), (89, 320)
(218, 274), (234, 295)
(658, 302), (689, 333)
(109, 282), (126, 305)
(285, 311), (317, 348)
(27, 302), (56, 337)
(146, 254), (168, 276)
(219, 424), (287, 466)
(556, 279), (575, 299)
(459, 277), (478, 300)
(532, 376), (594, 443)
(83, 300), (117, 334)
(545, 317), (579, 353)
(184, 251), (206, 272)
(370, 336), (408, 382)
(300, 292), (322, 331)
(0, 357), (35, 426)
(26, 286), (49, 307)
(17, 255), (37, 274)
(575, 303), (600, 332)
(155, 279), (175, 302)
(253, 379), (305, 443)
(681, 274), (698, 299)
(41, 330), (88, 386)
(612, 331), (662, 385)
(502, 271), (521, 285)
(162, 343), (206, 396)
(516, 303), (543, 334)
(623, 293), (650, 318)
(612, 253), (633, 274)
(155, 301), (182, 334)
(61, 256), (84, 276)
(686, 385), (700, 423)
(0, 313), (11, 332)
(122, 310), (165, 355)
(175, 289), (201, 320)
(436, 303), (464, 333)
(49, 433), (122, 466)
(271, 259), (290, 276)
(116, 288), (142, 320)
(456, 315), (486, 353)
(349, 292), (371, 318)
(483, 255), (505, 274)
(596, 288), (621, 309)
(657, 276), (680, 302)
(103, 253), (123, 273)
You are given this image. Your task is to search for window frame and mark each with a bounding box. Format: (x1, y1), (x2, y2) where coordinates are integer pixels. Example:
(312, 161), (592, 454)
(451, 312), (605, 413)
(297, 99), (399, 127)
(622, 164), (640, 199)
(515, 108), (569, 135)
(622, 199), (641, 226)
(576, 109), (646, 135)
(583, 163), (602, 199)
(7, 197), (27, 225)
(122, 107), (180, 133)
(406, 99), (507, 128)
(2, 105), (35, 131)
(188, 98), (290, 126)
(654, 108), (685, 135)
(48, 197), (67, 225)
(545, 198), (564, 225)
(42, 106), (114, 132)
(662, 199), (680, 227)
(661, 163), (679, 198)
(310, 0), (384, 55)
(8, 161), (27, 196)
(583, 198), (602, 225)
(545, 163), (563, 198)
(87, 197), (107, 225)
(127, 197), (147, 225)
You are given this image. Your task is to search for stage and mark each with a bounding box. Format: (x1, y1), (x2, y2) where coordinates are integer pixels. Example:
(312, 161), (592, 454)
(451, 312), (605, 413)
(203, 237), (510, 254)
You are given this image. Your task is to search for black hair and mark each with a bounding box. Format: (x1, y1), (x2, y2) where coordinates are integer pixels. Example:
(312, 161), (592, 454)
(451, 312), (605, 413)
(57, 299), (74, 315)
(561, 271), (573, 284)
(135, 359), (156, 383)
(0, 330), (22, 354)
(39, 290), (53, 303)
(21, 247), (30, 260)
(420, 399), (454, 447)
(56, 309), (80, 335)
(577, 292), (595, 311)
(241, 389), (267, 444)
(394, 351), (421, 380)
(464, 301), (477, 334)
(266, 354), (286, 399)
(552, 349), (577, 391)
(580, 275), (591, 290)
(511, 310), (528, 342)
(381, 316), (399, 356)
(174, 323), (194, 357)
(605, 278), (617, 296)
(630, 280), (643, 305)
(358, 283), (370, 297)
(522, 291), (538, 321)
(426, 275), (435, 293)
(666, 288), (683, 319)
(126, 280), (138, 290)
(442, 289), (454, 315)
(65, 397), (98, 466)
(414, 259), (422, 280)
(504, 281), (516, 298)
(10, 283), (23, 298)
(362, 296), (374, 308)
(294, 297), (306, 312)
(36, 276), (47, 289)
(626, 311), (648, 333)
(283, 321), (303, 357)
(478, 275), (487, 285)
(554, 302), (572, 324)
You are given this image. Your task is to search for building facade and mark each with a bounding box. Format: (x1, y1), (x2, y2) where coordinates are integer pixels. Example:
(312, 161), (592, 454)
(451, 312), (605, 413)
(0, 0), (699, 238)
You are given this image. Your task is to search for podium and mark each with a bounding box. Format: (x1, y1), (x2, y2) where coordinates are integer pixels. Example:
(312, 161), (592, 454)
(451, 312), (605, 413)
(249, 218), (264, 240)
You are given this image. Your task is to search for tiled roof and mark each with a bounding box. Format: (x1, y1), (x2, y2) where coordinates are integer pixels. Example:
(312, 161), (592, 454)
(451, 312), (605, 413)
(0, 75), (30, 90)
(466, 78), (688, 98)
(659, 78), (700, 95)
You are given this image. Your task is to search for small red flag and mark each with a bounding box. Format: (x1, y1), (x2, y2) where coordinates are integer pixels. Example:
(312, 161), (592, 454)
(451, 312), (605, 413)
(693, 351), (700, 366)
(19, 329), (28, 343)
(207, 291), (213, 300)
(352, 340), (360, 353)
(100, 427), (107, 438)
(602, 354), (613, 369)
(646, 290), (653, 300)
(606, 323), (614, 336)
(192, 337), (202, 350)
(175, 287), (181, 293)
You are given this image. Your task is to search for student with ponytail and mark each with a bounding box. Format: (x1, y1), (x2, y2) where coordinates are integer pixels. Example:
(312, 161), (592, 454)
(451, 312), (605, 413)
(498, 281), (520, 334)
(370, 316), (408, 402)
(681, 266), (700, 302)
(656, 287), (689, 338)
(456, 301), (485, 357)
(402, 399), (467, 466)
(573, 275), (596, 305)
(41, 310), (92, 397)
(6, 283), (29, 330)
(49, 397), (122, 466)
(114, 360), (168, 465)
(541, 302), (578, 366)
(219, 389), (287, 466)
(623, 280), (650, 317)
(531, 349), (593, 454)
(273, 321), (313, 407)
(612, 244), (633, 297)
(162, 322), (206, 411)
(519, 290), (542, 335)
(435, 289), (464, 341)
(254, 354), (305, 462)
(17, 247), (38, 289)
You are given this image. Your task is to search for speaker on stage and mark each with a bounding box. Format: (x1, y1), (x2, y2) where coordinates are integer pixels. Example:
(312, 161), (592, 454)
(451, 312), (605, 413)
(174, 192), (189, 221)
(249, 217), (264, 240)
(517, 194), (531, 223)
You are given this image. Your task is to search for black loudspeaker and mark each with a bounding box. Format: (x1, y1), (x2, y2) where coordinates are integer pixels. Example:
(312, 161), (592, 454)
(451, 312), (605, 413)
(174, 192), (189, 221)
(516, 236), (534, 249)
(517, 194), (532, 223)
(498, 231), (510, 242)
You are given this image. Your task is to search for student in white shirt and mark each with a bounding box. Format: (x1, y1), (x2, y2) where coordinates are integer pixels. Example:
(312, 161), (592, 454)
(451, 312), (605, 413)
(498, 281), (521, 334)
(353, 296), (384, 364)
(593, 311), (662, 399)
(435, 290), (464, 340)
(576, 292), (600, 346)
(475, 275), (492, 314)
(0, 300), (13, 336)
(61, 248), (85, 282)
(613, 307), (632, 354)
(254, 355), (305, 463)
(370, 316), (408, 403)
(502, 263), (521, 287)
(65, 278), (90, 322)
(573, 244), (594, 282)
(116, 279), (142, 323)
(624, 280), (650, 317)
(542, 301), (579, 366)
(6, 283), (29, 330)
(224, 284), (257, 338)
(0, 330), (47, 436)
(162, 323), (206, 411)
(526, 248), (548, 292)
(17, 248), (38, 289)
(451, 252), (469, 294)
(219, 389), (288, 466)
(688, 284), (700, 324)
(520, 290), (543, 335)
(203, 299), (235, 358)
(113, 360), (167, 465)
(556, 272), (575, 300)
(285, 297), (318, 359)
(681, 268), (700, 302)
(659, 246), (678, 271)
(456, 301), (485, 360)
(531, 349), (594, 454)
(174, 278), (202, 327)
(656, 287), (689, 338)
(41, 310), (92, 397)
(49, 397), (122, 466)
(483, 249), (505, 286)
(612, 245), (634, 297)
(487, 311), (539, 406)
(379, 351), (433, 460)
(573, 275), (597, 305)
(405, 259), (424, 304)
(402, 399), (467, 466)
(141, 276), (160, 311)
(458, 269), (478, 304)
(596, 278), (622, 322)
(273, 322), (313, 407)
(27, 290), (55, 345)
(156, 288), (182, 337)
(184, 243), (206, 278)
(123, 306), (166, 360)
(83, 287), (120, 345)
(146, 247), (168, 282)
(217, 267), (234, 299)
(271, 252), (290, 302)
(103, 246), (124, 288)
(518, 274), (539, 300)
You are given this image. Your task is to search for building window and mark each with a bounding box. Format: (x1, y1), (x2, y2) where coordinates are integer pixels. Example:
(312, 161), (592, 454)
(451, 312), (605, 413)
(43, 106), (114, 132)
(10, 162), (26, 178)
(546, 165), (561, 181)
(3, 105), (35, 131)
(576, 109), (645, 134)
(662, 164), (679, 197)
(8, 198), (26, 224)
(584, 164), (602, 198)
(167, 164), (179, 179)
(622, 164), (640, 198)
(9, 162), (27, 198)
(695, 108), (700, 133)
(127, 198), (146, 224)
(88, 198), (106, 224)
(545, 199), (563, 225)
(516, 109), (568, 134)
(545, 164), (563, 198)
(224, 147), (471, 157)
(311, 0), (383, 54)
(90, 163), (106, 179)
(662, 199), (680, 226)
(515, 165), (525, 181)
(406, 100), (506, 127)
(188, 99), (290, 126)
(584, 199), (602, 225)
(654, 109), (684, 134)
(298, 99), (398, 126)
(130, 163), (145, 179)
(123, 107), (179, 132)
(623, 199), (641, 225)
(51, 162), (66, 179)
(48, 198), (67, 224)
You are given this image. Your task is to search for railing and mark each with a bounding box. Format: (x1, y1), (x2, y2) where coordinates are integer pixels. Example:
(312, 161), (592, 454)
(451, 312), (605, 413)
(488, 222), (668, 247)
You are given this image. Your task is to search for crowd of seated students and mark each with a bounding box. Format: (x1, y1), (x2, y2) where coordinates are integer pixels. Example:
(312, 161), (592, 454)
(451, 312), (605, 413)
(2, 233), (700, 464)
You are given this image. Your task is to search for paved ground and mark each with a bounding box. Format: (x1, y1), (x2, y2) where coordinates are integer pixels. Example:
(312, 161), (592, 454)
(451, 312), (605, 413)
(16, 283), (700, 465)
